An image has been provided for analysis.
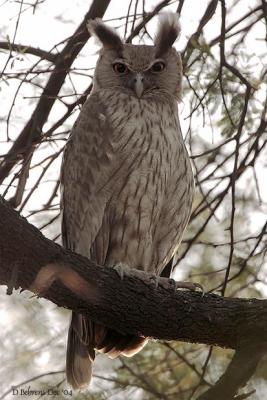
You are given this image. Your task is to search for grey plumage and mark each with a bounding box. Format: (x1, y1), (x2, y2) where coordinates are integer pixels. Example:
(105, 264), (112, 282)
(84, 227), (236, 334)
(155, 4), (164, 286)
(154, 12), (181, 56)
(87, 18), (123, 52)
(61, 13), (194, 389)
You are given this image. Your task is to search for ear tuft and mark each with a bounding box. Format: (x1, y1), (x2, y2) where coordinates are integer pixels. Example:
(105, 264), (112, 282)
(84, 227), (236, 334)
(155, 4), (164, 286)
(87, 18), (123, 52)
(154, 12), (181, 56)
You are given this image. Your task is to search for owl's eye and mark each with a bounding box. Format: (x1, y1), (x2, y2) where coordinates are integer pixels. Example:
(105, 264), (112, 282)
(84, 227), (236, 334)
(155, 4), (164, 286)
(151, 61), (166, 72)
(113, 62), (128, 74)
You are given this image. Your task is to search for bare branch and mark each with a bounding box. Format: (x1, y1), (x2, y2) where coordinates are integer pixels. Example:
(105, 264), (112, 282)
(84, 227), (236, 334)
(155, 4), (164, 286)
(1, 195), (267, 349)
(198, 344), (265, 400)
(0, 41), (58, 62)
(0, 0), (112, 184)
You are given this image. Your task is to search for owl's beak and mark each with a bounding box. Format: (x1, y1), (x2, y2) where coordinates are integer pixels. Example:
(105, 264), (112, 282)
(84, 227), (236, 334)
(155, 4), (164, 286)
(133, 73), (144, 98)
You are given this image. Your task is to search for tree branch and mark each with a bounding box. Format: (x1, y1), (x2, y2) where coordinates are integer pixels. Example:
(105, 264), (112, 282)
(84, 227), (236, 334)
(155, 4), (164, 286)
(0, 41), (58, 63)
(0, 0), (112, 184)
(0, 194), (267, 349)
(198, 344), (265, 400)
(125, 0), (173, 43)
(182, 0), (219, 68)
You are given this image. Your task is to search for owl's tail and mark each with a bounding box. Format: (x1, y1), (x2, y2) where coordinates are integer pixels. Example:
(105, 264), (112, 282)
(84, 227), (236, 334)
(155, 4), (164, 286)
(66, 312), (95, 389)
(96, 325), (148, 359)
(66, 312), (147, 389)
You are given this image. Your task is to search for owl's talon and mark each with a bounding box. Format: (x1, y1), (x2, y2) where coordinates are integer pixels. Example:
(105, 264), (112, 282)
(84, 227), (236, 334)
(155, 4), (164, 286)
(194, 282), (205, 295)
(112, 263), (132, 280)
(29, 293), (40, 299)
(173, 280), (204, 294)
(113, 265), (124, 280)
(150, 275), (160, 288)
(169, 278), (177, 292)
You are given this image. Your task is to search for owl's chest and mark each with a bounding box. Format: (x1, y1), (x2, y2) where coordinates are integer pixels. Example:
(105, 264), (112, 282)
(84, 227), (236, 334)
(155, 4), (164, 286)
(106, 96), (181, 167)
(103, 94), (188, 204)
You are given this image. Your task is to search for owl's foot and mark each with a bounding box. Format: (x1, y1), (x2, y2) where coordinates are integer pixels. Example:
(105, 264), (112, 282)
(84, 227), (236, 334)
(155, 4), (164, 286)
(112, 265), (154, 283)
(170, 279), (204, 293)
(111, 266), (204, 293)
(149, 275), (204, 293)
(112, 263), (132, 280)
(149, 275), (161, 288)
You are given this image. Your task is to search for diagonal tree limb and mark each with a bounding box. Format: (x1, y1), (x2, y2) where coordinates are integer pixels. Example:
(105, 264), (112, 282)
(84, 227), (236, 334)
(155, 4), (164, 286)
(0, 0), (112, 184)
(0, 0), (173, 206)
(182, 0), (219, 69)
(197, 344), (266, 400)
(1, 194), (267, 349)
(9, 151), (33, 208)
(1, 195), (267, 398)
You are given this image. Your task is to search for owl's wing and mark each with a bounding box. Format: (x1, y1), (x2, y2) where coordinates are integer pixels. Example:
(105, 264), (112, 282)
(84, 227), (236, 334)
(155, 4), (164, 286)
(61, 92), (115, 262)
(62, 93), (117, 388)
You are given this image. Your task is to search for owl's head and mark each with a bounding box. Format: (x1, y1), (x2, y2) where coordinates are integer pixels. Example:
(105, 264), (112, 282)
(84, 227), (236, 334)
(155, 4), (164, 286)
(87, 13), (182, 101)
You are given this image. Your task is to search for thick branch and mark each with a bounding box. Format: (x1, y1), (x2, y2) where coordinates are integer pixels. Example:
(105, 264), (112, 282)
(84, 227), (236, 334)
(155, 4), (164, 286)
(0, 194), (267, 350)
(198, 344), (265, 400)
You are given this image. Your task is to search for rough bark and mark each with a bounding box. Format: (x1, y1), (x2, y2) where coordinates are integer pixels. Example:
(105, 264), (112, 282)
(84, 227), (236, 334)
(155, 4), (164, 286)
(0, 194), (267, 350)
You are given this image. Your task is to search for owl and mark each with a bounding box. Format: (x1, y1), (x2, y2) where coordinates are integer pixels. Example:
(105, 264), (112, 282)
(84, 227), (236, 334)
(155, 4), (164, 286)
(60, 13), (194, 389)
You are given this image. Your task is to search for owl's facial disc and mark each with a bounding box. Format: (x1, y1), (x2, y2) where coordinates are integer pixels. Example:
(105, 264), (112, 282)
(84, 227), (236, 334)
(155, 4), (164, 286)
(112, 57), (167, 98)
(131, 60), (166, 97)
